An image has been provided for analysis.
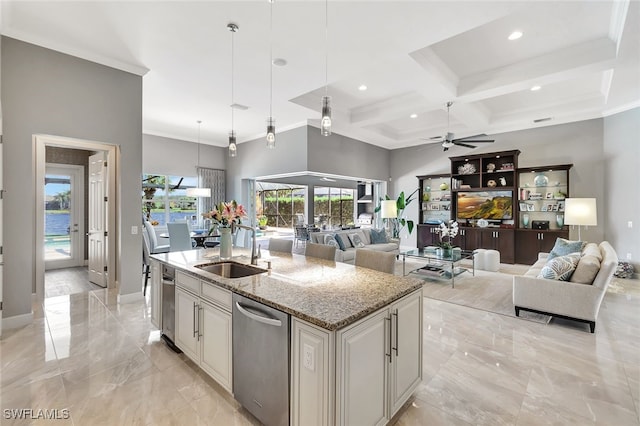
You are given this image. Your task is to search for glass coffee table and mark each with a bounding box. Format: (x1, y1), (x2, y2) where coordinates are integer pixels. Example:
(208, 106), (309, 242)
(400, 248), (475, 288)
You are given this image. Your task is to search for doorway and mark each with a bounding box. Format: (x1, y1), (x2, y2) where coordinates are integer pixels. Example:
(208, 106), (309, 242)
(35, 135), (118, 300)
(44, 164), (85, 270)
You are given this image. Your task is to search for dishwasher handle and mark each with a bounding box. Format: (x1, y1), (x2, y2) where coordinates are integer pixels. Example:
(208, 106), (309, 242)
(235, 301), (282, 327)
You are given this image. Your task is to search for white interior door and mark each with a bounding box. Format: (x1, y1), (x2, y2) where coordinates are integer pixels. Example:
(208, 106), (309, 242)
(88, 152), (108, 287)
(44, 164), (84, 270)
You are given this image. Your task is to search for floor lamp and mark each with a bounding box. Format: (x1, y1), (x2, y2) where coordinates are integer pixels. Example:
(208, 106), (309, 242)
(564, 198), (597, 240)
(380, 200), (398, 237)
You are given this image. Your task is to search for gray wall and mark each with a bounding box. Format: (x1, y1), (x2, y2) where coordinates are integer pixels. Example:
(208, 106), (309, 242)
(307, 127), (390, 181)
(143, 133), (226, 176)
(2, 36), (142, 318)
(227, 126), (309, 201)
(603, 108), (640, 270)
(390, 116), (636, 258)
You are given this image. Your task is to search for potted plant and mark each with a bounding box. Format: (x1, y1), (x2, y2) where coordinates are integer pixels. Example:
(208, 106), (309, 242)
(375, 188), (419, 239)
(258, 215), (268, 230)
(435, 220), (459, 257)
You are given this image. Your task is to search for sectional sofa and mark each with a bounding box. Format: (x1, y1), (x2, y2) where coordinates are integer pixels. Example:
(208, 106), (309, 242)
(309, 228), (399, 263)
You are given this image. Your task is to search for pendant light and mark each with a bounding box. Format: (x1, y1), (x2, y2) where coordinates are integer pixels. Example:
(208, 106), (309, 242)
(228, 23), (238, 157)
(186, 120), (211, 198)
(320, 0), (332, 136)
(266, 0), (276, 148)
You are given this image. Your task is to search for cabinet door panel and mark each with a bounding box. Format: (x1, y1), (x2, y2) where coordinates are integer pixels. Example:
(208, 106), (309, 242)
(337, 310), (388, 426)
(539, 230), (568, 253)
(515, 231), (541, 264)
(390, 291), (423, 416)
(150, 260), (161, 329)
(495, 229), (514, 264)
(175, 287), (199, 362)
(200, 301), (233, 392)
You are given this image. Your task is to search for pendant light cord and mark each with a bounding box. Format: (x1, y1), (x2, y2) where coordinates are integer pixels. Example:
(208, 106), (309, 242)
(269, 1), (273, 118)
(325, 0), (329, 97)
(231, 29), (235, 131)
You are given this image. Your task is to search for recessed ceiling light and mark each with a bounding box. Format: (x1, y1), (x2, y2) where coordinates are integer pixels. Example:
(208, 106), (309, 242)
(508, 31), (523, 41)
(358, 84), (367, 91)
(410, 113), (417, 119)
(272, 58), (287, 67)
(530, 85), (541, 91)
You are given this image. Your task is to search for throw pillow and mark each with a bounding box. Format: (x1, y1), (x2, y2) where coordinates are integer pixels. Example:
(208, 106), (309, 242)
(370, 228), (388, 244)
(323, 234), (340, 249)
(570, 254), (601, 284)
(537, 253), (580, 281)
(333, 234), (347, 251)
(548, 238), (586, 260)
(348, 233), (365, 248)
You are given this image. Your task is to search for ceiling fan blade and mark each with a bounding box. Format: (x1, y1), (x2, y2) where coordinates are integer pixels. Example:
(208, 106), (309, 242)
(454, 133), (487, 140)
(429, 136), (443, 140)
(455, 139), (494, 144)
(453, 141), (477, 149)
(420, 138), (446, 145)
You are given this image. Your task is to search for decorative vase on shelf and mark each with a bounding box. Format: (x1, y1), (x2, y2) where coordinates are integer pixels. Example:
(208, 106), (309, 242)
(556, 214), (564, 228)
(522, 214), (530, 228)
(219, 227), (232, 260)
(534, 173), (549, 187)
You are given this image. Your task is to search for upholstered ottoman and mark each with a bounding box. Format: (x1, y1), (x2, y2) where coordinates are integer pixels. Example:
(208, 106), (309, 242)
(484, 250), (500, 272)
(474, 249), (487, 271)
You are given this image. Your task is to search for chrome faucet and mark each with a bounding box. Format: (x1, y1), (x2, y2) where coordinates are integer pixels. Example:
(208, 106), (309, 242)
(234, 223), (258, 265)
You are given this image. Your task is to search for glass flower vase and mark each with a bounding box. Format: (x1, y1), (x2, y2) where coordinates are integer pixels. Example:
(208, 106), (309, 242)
(219, 227), (232, 260)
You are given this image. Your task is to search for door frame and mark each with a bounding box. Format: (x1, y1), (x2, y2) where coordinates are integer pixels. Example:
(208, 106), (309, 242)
(44, 163), (85, 270)
(34, 134), (119, 299)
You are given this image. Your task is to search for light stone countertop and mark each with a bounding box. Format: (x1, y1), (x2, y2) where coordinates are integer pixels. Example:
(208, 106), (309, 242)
(151, 248), (423, 331)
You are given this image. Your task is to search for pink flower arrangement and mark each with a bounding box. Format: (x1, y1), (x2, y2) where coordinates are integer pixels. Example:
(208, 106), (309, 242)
(202, 200), (247, 229)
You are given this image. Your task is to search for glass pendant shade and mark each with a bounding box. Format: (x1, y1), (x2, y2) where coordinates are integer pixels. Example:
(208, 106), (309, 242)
(266, 118), (276, 149)
(228, 131), (237, 157)
(321, 96), (332, 136)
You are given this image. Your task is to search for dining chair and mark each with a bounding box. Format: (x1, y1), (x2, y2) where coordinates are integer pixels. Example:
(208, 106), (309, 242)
(294, 226), (309, 248)
(142, 229), (151, 296)
(304, 243), (336, 261)
(354, 248), (397, 275)
(268, 238), (293, 253)
(144, 221), (170, 254)
(167, 222), (194, 252)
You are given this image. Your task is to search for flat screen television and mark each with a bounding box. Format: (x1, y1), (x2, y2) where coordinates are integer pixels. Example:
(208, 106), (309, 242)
(456, 190), (513, 221)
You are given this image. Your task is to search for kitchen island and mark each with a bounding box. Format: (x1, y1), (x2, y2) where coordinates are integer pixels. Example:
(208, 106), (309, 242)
(150, 248), (423, 426)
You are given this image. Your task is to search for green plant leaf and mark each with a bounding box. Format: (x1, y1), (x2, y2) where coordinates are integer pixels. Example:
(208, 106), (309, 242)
(407, 220), (414, 235)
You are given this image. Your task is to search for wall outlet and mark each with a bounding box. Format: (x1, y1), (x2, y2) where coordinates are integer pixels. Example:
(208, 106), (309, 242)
(627, 253), (632, 260)
(303, 343), (315, 372)
(628, 221), (633, 228)
(131, 225), (138, 235)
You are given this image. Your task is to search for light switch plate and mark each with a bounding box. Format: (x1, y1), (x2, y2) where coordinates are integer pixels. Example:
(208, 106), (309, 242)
(131, 225), (138, 235)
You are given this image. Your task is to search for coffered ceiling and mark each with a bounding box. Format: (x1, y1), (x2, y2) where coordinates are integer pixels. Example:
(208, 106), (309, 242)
(2, 1), (638, 150)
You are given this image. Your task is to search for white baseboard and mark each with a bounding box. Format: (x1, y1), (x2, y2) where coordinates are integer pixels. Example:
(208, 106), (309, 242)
(2, 312), (34, 331)
(117, 291), (143, 304)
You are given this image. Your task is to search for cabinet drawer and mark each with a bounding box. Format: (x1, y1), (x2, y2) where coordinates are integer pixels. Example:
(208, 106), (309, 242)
(176, 271), (200, 294)
(201, 282), (232, 311)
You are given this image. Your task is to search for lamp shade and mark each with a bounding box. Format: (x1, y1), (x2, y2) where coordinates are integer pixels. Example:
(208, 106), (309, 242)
(380, 200), (398, 219)
(186, 188), (211, 198)
(564, 198), (597, 226)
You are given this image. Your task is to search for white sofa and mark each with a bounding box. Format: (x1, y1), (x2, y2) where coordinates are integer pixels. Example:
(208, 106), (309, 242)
(309, 228), (399, 263)
(513, 241), (618, 333)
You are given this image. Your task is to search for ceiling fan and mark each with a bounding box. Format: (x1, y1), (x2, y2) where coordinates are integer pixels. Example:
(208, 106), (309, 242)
(422, 101), (495, 151)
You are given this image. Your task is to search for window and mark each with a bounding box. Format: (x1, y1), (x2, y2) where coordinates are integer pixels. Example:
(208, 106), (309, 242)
(256, 185), (307, 228)
(314, 187), (354, 228)
(142, 174), (198, 225)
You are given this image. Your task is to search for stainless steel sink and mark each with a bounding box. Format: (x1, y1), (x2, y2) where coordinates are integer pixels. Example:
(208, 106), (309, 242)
(194, 261), (267, 279)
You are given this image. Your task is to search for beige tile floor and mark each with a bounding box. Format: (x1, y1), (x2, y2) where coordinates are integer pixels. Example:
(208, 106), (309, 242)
(1, 270), (639, 425)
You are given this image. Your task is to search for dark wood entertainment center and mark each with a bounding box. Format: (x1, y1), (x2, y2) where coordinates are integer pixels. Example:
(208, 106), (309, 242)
(417, 149), (573, 264)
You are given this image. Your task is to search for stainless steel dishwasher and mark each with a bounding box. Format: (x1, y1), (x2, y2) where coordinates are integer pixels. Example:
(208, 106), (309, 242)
(233, 293), (290, 426)
(161, 264), (181, 353)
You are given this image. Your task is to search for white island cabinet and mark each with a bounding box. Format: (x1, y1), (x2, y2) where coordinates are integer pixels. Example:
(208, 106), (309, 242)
(175, 271), (233, 392)
(292, 289), (423, 426)
(149, 259), (162, 329)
